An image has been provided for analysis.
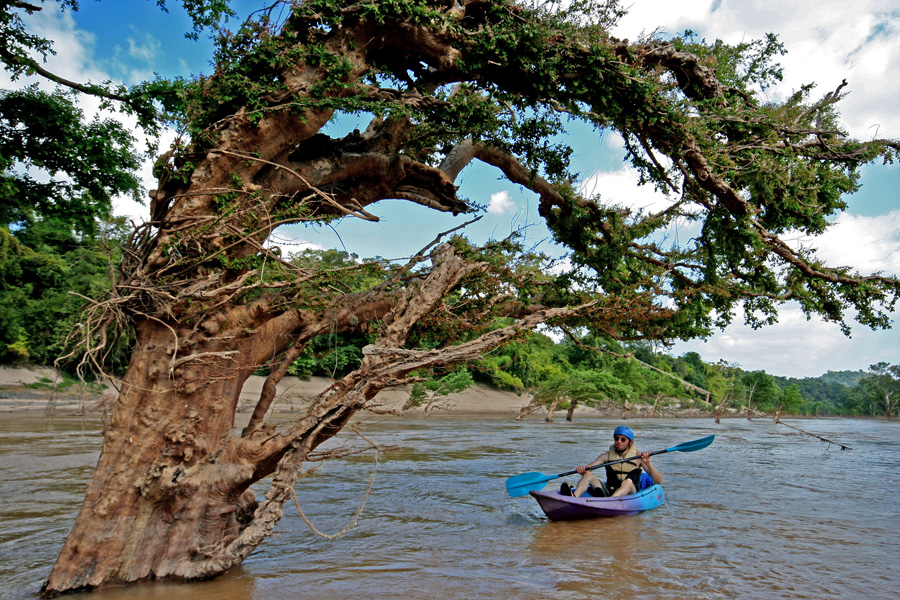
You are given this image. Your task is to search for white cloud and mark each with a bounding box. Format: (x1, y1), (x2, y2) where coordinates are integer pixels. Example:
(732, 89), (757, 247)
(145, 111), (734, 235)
(487, 190), (516, 214)
(268, 234), (326, 257)
(673, 303), (900, 377)
(581, 167), (673, 213)
(26, 10), (104, 85)
(127, 29), (162, 64)
(612, 0), (900, 138)
(806, 209), (900, 274)
(613, 0), (715, 39)
(115, 27), (165, 83)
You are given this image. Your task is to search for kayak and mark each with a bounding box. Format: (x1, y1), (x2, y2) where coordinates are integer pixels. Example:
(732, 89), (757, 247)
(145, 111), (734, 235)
(529, 484), (665, 521)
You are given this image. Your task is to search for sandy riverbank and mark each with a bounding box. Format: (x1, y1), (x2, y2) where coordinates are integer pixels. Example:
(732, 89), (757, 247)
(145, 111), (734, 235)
(0, 365), (539, 415)
(0, 365), (721, 419)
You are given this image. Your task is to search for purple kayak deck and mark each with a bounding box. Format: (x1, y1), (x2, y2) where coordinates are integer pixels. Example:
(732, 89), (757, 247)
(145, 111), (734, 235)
(529, 484), (665, 521)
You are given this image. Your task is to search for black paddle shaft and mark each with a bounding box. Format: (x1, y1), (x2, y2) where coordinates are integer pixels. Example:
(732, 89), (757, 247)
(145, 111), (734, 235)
(553, 448), (668, 479)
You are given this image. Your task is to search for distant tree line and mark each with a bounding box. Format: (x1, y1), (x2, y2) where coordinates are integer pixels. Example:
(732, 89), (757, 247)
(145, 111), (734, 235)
(1, 227), (896, 419)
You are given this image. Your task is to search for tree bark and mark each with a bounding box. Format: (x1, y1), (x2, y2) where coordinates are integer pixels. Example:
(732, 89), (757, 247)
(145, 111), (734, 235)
(45, 318), (263, 592)
(45, 242), (585, 594)
(566, 398), (578, 421)
(39, 0), (900, 593)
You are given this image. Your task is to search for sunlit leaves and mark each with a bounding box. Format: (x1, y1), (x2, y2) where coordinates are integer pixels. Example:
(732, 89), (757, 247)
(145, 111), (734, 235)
(0, 86), (143, 236)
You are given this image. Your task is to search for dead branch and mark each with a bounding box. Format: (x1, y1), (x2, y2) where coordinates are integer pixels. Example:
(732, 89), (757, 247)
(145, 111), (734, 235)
(774, 417), (852, 450)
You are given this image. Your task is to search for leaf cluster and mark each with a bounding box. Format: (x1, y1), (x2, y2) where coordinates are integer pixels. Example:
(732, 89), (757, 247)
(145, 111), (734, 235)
(0, 86), (143, 236)
(0, 217), (132, 369)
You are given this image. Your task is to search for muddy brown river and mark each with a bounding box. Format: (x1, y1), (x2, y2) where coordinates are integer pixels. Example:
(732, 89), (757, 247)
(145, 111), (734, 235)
(1, 414), (897, 599)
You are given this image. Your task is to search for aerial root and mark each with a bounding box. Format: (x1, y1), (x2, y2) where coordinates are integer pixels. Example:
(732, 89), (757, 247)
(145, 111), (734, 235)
(289, 431), (382, 540)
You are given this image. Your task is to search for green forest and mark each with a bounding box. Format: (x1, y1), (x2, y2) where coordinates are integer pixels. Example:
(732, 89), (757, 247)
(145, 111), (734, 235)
(2, 224), (896, 418)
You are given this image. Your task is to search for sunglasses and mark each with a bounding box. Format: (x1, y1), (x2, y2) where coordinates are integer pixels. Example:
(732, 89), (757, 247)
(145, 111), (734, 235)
(614, 435), (630, 442)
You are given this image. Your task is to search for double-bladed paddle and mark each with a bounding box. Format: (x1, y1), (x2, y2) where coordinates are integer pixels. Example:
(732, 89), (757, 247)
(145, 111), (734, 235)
(505, 434), (715, 497)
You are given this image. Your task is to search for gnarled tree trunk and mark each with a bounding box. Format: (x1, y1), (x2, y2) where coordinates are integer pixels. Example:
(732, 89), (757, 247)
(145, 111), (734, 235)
(42, 0), (900, 594)
(46, 240), (580, 594)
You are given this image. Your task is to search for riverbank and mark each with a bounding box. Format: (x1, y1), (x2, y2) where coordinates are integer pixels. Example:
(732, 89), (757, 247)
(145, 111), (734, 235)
(0, 365), (719, 418)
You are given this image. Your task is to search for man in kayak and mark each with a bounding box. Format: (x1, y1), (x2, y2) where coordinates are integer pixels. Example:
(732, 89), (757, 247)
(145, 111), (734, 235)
(561, 425), (662, 497)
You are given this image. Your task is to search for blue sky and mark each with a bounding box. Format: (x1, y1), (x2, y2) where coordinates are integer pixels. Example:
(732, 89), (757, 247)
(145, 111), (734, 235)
(6, 0), (899, 378)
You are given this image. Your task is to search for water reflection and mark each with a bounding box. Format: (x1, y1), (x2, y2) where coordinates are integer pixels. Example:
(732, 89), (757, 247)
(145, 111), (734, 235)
(84, 569), (255, 600)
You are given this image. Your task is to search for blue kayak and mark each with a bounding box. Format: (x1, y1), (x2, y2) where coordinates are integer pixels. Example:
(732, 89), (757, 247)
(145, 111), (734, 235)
(530, 484), (665, 521)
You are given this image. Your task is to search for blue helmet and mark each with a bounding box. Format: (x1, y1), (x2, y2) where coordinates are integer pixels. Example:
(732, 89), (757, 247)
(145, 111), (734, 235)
(613, 425), (634, 441)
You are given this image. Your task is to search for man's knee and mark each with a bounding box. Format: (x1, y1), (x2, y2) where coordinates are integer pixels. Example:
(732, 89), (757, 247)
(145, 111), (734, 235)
(614, 479), (635, 496)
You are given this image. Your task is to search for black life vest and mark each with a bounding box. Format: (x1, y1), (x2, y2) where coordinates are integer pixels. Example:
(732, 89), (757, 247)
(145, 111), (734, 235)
(604, 443), (641, 490)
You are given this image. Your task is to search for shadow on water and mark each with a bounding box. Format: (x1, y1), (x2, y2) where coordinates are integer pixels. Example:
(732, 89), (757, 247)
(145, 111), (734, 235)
(1, 413), (898, 600)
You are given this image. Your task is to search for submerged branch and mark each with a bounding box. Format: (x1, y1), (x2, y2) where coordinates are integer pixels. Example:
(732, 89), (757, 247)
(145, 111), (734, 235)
(773, 417), (852, 450)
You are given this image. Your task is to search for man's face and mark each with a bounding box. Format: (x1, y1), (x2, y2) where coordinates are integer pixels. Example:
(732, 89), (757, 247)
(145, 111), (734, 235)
(614, 434), (631, 452)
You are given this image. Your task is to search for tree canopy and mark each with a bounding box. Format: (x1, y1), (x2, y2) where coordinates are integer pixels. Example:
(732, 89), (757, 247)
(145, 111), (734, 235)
(4, 0), (899, 595)
(0, 86), (142, 234)
(149, 0), (897, 337)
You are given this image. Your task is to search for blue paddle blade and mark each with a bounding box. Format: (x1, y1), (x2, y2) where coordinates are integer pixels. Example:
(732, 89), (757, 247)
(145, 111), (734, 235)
(667, 434), (715, 453)
(505, 471), (554, 497)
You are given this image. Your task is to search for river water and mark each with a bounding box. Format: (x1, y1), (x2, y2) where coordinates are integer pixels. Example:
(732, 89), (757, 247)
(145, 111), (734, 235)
(1, 413), (897, 600)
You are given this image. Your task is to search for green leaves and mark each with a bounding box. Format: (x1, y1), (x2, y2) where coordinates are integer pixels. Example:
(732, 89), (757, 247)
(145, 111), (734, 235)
(857, 362), (900, 418)
(0, 219), (131, 367)
(532, 368), (631, 409)
(407, 368), (474, 409)
(157, 0), (237, 40)
(0, 86), (143, 236)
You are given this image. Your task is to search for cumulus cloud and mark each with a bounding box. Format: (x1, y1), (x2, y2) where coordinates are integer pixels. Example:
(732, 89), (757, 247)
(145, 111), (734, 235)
(110, 27), (166, 84)
(613, 0), (900, 138)
(25, 10), (103, 83)
(673, 303), (900, 377)
(805, 209), (900, 274)
(487, 190), (516, 214)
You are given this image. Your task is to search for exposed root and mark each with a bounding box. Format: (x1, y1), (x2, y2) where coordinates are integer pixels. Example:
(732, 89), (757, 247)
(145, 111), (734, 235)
(289, 432), (382, 540)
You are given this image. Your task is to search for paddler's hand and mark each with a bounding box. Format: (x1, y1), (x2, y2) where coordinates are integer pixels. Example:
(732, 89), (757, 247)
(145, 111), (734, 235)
(575, 465), (587, 474)
(639, 451), (651, 465)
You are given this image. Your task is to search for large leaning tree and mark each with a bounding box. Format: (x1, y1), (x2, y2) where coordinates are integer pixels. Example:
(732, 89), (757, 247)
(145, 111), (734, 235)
(11, 0), (896, 595)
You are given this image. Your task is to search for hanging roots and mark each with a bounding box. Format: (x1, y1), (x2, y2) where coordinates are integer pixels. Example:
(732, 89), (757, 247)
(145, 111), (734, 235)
(289, 433), (381, 540)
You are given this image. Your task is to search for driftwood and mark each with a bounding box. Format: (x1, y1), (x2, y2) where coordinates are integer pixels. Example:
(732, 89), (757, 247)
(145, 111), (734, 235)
(515, 398), (542, 421)
(773, 416), (852, 450)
